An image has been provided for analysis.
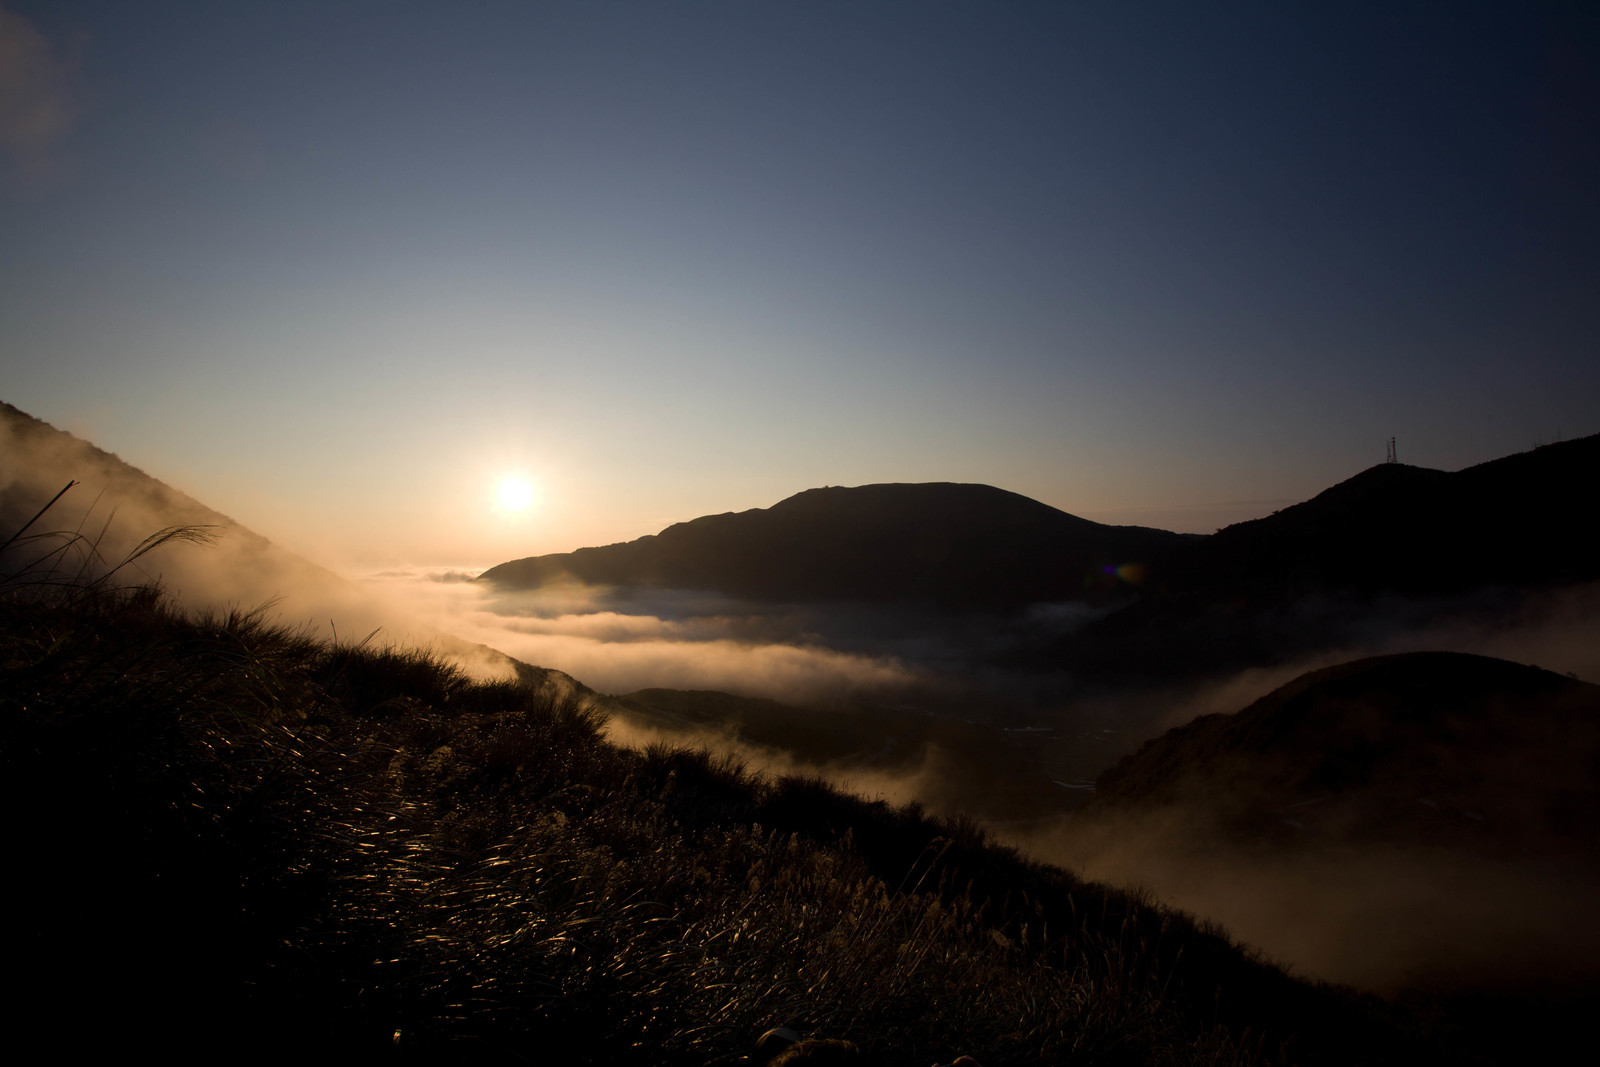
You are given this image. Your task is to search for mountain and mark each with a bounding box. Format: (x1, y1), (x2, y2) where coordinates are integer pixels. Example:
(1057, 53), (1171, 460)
(1064, 650), (1600, 998)
(480, 481), (1191, 610)
(1092, 651), (1600, 857)
(1165, 434), (1600, 598)
(482, 435), (1599, 618)
(1035, 435), (1600, 680)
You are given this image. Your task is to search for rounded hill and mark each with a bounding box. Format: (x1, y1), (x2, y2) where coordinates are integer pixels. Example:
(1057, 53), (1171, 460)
(1094, 651), (1600, 855)
(480, 482), (1189, 610)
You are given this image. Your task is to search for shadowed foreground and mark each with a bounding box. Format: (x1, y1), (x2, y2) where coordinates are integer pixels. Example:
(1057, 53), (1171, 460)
(0, 574), (1500, 1064)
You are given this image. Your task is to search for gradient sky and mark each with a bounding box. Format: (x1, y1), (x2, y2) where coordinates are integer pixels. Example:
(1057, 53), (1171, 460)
(3, 1), (1597, 571)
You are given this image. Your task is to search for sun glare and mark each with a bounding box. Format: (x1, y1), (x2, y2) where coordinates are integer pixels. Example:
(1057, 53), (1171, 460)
(495, 475), (537, 512)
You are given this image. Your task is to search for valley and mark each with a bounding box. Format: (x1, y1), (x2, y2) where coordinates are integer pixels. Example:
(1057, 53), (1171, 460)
(5, 398), (1599, 1062)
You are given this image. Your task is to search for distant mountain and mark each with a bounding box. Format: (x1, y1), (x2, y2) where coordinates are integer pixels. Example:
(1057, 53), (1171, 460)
(1092, 651), (1600, 857)
(1165, 434), (1600, 597)
(1037, 435), (1600, 680)
(480, 482), (1191, 610)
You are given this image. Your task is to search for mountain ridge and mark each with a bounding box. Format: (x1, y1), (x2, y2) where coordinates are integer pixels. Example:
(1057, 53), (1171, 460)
(482, 434), (1600, 626)
(1169, 434), (1600, 596)
(480, 480), (1191, 610)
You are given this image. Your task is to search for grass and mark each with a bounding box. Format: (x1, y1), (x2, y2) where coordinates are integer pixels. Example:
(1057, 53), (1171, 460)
(0, 531), (1448, 1064)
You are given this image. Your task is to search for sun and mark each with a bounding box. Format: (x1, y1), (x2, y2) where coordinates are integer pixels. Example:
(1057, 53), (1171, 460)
(494, 475), (537, 512)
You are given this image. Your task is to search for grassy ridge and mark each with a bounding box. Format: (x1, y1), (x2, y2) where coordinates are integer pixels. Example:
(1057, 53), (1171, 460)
(2, 580), (1427, 1064)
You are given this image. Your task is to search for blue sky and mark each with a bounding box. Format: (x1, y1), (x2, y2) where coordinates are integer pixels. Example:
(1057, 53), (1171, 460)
(3, 2), (1596, 569)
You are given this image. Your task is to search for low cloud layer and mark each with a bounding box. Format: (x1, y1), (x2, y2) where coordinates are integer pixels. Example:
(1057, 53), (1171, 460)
(1011, 807), (1600, 994)
(361, 569), (921, 703)
(12, 403), (1600, 996)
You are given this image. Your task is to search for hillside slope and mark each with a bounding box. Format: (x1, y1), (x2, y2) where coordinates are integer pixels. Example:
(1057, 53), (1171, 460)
(1, 578), (1441, 1064)
(1052, 651), (1600, 997)
(2, 400), (346, 602)
(0, 400), (586, 696)
(1093, 651), (1600, 857)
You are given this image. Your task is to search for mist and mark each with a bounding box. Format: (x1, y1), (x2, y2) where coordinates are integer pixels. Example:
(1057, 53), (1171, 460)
(992, 598), (1600, 996)
(1, 407), (562, 691)
(0, 409), (930, 708)
(361, 568), (923, 703)
(12, 401), (1600, 998)
(1011, 807), (1600, 995)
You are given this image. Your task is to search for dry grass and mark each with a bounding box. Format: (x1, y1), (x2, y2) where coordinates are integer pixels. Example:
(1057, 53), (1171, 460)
(0, 513), (1433, 1064)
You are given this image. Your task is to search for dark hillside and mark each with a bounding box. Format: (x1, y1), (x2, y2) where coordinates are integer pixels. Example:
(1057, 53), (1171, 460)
(1166, 434), (1600, 597)
(3, 573), (1448, 1064)
(1041, 435), (1600, 681)
(1069, 652), (1600, 1010)
(0, 400), (563, 687)
(1094, 651), (1600, 857)
(1, 400), (230, 532)
(0, 400), (359, 614)
(481, 482), (1189, 610)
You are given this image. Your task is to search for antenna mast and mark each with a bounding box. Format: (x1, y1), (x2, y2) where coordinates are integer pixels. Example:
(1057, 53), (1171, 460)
(1386, 436), (1397, 464)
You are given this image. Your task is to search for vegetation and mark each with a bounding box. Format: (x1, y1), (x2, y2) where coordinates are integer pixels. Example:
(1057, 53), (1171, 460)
(0, 549), (1445, 1064)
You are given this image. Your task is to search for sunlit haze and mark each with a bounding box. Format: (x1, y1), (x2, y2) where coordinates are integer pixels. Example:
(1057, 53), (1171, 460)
(6, 6), (1600, 1035)
(494, 475), (537, 514)
(3, 1), (1596, 573)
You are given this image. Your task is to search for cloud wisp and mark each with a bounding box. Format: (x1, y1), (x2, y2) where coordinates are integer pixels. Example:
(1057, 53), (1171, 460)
(360, 569), (922, 704)
(0, 6), (81, 186)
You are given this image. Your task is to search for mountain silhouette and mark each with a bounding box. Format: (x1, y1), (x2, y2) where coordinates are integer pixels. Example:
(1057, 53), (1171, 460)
(480, 482), (1191, 610)
(1036, 434), (1600, 680)
(1093, 650), (1600, 857)
(1165, 433), (1600, 597)
(483, 434), (1597, 626)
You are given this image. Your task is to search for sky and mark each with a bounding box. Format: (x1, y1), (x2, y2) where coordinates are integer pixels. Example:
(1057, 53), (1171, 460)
(3, 1), (1597, 573)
